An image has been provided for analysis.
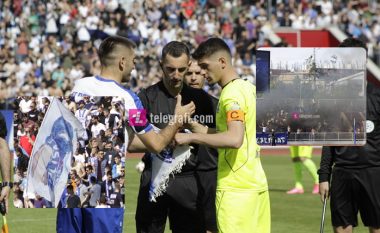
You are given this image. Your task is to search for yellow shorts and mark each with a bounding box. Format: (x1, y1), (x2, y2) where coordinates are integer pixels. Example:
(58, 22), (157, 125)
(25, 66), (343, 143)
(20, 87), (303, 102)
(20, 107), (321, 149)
(290, 146), (313, 159)
(216, 190), (270, 233)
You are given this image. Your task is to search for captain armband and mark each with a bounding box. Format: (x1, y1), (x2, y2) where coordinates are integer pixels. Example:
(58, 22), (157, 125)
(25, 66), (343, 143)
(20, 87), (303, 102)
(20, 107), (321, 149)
(226, 110), (245, 122)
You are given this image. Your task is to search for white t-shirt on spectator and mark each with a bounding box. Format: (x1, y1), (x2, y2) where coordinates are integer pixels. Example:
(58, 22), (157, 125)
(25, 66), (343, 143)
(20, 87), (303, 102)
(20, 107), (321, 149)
(19, 99), (32, 113)
(105, 0), (119, 12)
(44, 60), (59, 73)
(95, 204), (110, 208)
(148, 27), (160, 42)
(14, 199), (23, 208)
(163, 28), (176, 43)
(205, 21), (216, 35)
(29, 36), (41, 51)
(138, 21), (149, 39)
(292, 16), (303, 30)
(91, 122), (106, 138)
(19, 61), (33, 76)
(77, 21), (91, 42)
(42, 52), (55, 63)
(73, 153), (86, 164)
(187, 18), (198, 32)
(104, 26), (118, 36)
(46, 13), (58, 34)
(78, 5), (89, 18)
(69, 67), (84, 82)
(60, 13), (70, 25)
(319, 0), (333, 16)
(86, 15), (99, 30)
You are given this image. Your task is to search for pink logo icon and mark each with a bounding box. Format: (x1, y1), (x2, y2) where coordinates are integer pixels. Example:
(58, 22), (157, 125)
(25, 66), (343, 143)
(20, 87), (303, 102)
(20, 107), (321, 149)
(129, 109), (147, 126)
(292, 112), (300, 120)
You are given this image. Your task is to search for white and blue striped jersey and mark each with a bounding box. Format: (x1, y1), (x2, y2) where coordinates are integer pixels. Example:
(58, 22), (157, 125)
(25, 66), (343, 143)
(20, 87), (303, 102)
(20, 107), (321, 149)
(71, 76), (153, 144)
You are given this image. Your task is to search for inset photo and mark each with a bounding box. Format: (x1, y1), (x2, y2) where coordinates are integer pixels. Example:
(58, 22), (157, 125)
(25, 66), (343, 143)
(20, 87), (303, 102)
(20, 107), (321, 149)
(12, 96), (125, 208)
(256, 47), (367, 146)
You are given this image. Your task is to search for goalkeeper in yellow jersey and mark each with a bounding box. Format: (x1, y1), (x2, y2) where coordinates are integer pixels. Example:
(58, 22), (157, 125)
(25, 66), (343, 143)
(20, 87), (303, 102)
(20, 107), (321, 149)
(175, 37), (270, 233)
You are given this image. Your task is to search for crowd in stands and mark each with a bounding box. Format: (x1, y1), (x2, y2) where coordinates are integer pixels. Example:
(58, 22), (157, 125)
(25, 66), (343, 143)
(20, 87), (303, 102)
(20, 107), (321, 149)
(1, 0), (379, 109)
(12, 96), (126, 208)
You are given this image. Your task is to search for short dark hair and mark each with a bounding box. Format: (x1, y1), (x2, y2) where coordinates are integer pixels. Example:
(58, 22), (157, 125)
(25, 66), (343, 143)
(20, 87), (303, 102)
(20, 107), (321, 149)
(67, 184), (74, 192)
(98, 36), (136, 67)
(193, 37), (231, 60)
(161, 41), (190, 62)
(99, 195), (107, 204)
(339, 37), (367, 51)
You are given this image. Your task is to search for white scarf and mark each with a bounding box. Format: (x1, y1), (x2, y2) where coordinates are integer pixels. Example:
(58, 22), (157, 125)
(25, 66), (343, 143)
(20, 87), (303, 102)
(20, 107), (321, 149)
(149, 128), (192, 202)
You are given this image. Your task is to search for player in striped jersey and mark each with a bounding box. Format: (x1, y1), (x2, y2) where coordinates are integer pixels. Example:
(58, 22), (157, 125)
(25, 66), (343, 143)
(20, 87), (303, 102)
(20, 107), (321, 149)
(58, 36), (195, 233)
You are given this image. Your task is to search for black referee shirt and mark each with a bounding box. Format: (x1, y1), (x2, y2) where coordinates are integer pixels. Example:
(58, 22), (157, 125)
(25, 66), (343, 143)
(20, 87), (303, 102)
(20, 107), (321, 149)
(138, 81), (218, 173)
(319, 81), (380, 182)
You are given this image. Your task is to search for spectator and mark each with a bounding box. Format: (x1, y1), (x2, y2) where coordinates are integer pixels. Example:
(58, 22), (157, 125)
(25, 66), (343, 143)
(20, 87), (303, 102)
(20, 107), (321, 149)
(108, 182), (123, 208)
(95, 195), (109, 208)
(101, 171), (114, 204)
(34, 194), (47, 208)
(66, 185), (81, 208)
(86, 176), (101, 208)
(111, 155), (123, 179)
(15, 147), (29, 173)
(90, 115), (106, 138)
(19, 126), (35, 156)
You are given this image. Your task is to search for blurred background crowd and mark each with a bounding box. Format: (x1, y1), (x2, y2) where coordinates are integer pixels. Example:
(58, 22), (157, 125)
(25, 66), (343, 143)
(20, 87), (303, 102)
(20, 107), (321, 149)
(0, 0), (379, 109)
(11, 96), (126, 208)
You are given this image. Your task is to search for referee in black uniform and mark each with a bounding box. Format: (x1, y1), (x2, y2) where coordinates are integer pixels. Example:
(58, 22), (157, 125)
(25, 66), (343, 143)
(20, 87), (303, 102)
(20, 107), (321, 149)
(134, 41), (218, 233)
(318, 38), (380, 233)
(183, 59), (218, 233)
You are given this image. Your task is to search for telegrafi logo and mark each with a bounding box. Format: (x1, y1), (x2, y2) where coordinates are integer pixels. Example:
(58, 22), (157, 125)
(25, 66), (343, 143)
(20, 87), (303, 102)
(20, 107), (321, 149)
(129, 109), (147, 126)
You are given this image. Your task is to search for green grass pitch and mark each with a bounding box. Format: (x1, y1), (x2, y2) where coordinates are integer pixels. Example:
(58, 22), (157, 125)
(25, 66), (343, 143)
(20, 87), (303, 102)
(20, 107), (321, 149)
(4, 155), (368, 233)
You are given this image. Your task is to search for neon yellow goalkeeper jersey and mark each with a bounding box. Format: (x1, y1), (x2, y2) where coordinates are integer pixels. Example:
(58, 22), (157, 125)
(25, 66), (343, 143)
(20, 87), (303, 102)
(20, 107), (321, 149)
(216, 79), (268, 191)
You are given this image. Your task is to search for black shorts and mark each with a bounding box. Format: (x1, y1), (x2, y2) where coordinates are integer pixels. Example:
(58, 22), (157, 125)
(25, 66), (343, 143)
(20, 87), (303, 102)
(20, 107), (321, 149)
(0, 113), (7, 139)
(195, 169), (217, 232)
(136, 168), (204, 233)
(331, 167), (380, 228)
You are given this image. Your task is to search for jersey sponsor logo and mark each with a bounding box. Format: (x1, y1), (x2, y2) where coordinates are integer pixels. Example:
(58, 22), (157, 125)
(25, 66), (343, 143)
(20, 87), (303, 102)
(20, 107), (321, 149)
(366, 120), (375, 133)
(129, 109), (147, 126)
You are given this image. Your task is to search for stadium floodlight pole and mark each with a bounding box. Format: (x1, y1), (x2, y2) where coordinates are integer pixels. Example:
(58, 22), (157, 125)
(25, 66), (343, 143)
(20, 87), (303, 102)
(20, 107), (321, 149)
(320, 194), (327, 233)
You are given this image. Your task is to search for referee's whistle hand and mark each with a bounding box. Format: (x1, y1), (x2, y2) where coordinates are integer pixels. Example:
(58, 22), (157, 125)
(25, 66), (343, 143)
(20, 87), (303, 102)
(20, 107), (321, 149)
(175, 95), (196, 124)
(319, 182), (330, 203)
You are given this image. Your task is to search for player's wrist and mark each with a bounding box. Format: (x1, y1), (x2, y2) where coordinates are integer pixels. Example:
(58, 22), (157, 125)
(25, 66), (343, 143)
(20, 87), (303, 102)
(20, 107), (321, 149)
(169, 118), (183, 128)
(1, 182), (13, 189)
